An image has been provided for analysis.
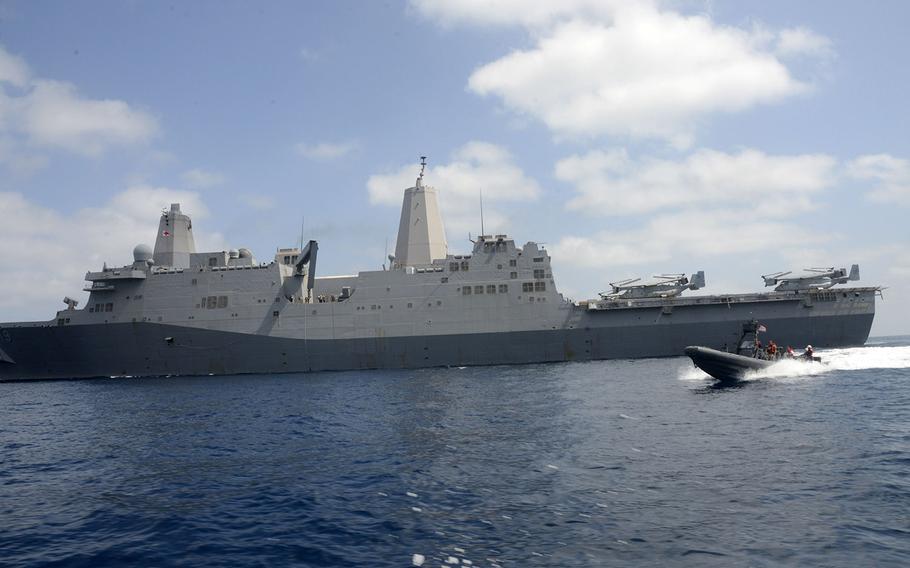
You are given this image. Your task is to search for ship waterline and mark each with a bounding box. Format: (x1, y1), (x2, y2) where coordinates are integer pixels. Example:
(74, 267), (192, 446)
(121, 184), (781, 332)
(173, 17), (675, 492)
(0, 169), (878, 380)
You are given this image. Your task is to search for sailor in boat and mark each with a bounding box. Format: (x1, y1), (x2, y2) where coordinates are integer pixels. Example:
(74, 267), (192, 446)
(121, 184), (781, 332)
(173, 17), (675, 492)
(766, 340), (778, 359)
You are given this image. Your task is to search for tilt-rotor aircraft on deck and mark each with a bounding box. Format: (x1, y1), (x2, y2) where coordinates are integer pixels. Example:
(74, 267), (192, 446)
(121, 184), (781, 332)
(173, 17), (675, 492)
(0, 159), (880, 380)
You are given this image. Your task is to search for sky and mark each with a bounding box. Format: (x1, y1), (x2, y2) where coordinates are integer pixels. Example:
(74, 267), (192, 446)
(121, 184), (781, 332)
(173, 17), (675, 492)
(0, 0), (907, 336)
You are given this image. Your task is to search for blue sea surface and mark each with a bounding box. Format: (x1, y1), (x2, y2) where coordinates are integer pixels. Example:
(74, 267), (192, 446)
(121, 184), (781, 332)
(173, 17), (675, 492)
(2, 338), (909, 567)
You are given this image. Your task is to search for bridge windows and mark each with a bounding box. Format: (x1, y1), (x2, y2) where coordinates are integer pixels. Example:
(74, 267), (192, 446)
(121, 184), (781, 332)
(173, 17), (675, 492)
(509, 259), (517, 267)
(474, 285), (484, 294)
(510, 272), (518, 279)
(498, 284), (509, 293)
(461, 261), (470, 271)
(462, 287), (471, 295)
(522, 282), (533, 293)
(449, 262), (459, 272)
(533, 269), (545, 279)
(486, 284), (496, 294)
(534, 282), (546, 292)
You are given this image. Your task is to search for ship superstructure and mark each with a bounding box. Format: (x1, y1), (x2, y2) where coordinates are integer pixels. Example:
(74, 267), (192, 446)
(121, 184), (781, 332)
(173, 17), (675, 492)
(0, 164), (879, 380)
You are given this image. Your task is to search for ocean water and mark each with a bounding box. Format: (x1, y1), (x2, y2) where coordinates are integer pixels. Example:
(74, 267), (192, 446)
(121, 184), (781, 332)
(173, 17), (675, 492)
(2, 338), (909, 567)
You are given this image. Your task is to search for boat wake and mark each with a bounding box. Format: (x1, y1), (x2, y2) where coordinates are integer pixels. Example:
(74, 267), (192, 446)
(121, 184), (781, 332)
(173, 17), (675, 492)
(680, 344), (910, 382)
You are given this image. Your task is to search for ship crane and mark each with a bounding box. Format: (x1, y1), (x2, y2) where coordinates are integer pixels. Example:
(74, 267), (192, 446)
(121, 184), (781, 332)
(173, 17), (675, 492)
(762, 264), (859, 292)
(600, 271), (705, 299)
(293, 239), (318, 301)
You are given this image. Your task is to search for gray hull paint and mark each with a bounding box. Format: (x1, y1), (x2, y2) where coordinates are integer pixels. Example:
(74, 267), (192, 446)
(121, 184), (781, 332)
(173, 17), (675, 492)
(0, 298), (874, 380)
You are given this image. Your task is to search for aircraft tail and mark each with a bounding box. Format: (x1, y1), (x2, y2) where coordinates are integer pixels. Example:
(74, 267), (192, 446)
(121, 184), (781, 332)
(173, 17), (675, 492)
(848, 264), (860, 281)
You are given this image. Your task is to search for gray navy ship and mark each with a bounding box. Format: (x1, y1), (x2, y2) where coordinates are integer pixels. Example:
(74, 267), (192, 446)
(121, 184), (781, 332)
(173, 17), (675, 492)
(0, 161), (880, 380)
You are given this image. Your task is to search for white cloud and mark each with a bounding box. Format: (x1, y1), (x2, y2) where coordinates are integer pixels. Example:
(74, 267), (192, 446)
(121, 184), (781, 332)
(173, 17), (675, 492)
(367, 141), (540, 236)
(776, 27), (835, 59)
(551, 209), (829, 269)
(0, 45), (157, 162)
(0, 136), (47, 175)
(295, 141), (357, 160)
(108, 184), (211, 222)
(21, 79), (157, 156)
(0, 188), (224, 321)
(847, 154), (910, 205)
(414, 1), (827, 145)
(181, 168), (226, 189)
(558, 148), (837, 216)
(0, 45), (29, 87)
(411, 0), (618, 29)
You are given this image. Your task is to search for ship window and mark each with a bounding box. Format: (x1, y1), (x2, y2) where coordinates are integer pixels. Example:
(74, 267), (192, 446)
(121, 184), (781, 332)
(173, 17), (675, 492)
(57, 318), (64, 325)
(191, 278), (197, 285)
(499, 284), (508, 293)
(474, 285), (484, 294)
(89, 308), (94, 313)
(217, 296), (228, 308)
(95, 303), (102, 312)
(449, 262), (459, 271)
(533, 257), (544, 262)
(436, 300), (442, 306)
(408, 302), (413, 307)
(522, 282), (533, 293)
(509, 259), (517, 267)
(534, 282), (546, 292)
(105, 303), (113, 312)
(463, 287), (471, 295)
(497, 264), (502, 269)
(461, 261), (469, 271)
(534, 269), (545, 279)
(273, 310), (279, 317)
(441, 277), (448, 283)
(207, 296), (217, 309)
(208, 257), (218, 267)
(528, 296), (534, 302)
(487, 285), (496, 294)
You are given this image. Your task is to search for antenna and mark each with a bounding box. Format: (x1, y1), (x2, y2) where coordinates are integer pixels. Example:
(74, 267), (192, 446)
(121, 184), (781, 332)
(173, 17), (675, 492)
(384, 237), (389, 270)
(479, 188), (485, 237)
(417, 156), (427, 187)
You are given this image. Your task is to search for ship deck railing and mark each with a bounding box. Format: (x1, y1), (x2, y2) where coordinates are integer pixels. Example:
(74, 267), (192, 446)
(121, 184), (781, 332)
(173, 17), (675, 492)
(579, 286), (879, 311)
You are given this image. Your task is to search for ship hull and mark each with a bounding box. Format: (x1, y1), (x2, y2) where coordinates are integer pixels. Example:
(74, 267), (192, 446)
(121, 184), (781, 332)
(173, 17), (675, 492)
(0, 305), (874, 381)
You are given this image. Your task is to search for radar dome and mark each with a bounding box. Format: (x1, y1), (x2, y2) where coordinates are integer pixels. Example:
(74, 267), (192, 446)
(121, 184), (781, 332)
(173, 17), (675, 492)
(238, 248), (253, 258)
(133, 244), (153, 263)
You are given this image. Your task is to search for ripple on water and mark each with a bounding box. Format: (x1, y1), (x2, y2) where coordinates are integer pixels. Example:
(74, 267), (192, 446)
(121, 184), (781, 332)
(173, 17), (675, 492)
(0, 343), (909, 566)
